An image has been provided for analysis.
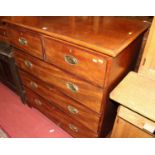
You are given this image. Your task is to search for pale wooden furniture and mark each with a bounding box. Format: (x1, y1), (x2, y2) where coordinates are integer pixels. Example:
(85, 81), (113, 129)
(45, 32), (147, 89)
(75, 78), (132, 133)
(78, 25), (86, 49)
(110, 17), (155, 138)
(110, 72), (155, 122)
(139, 18), (155, 79)
(111, 106), (155, 138)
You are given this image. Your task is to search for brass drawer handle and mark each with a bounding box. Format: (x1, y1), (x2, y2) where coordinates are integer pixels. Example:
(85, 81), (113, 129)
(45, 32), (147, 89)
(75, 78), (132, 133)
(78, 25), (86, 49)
(67, 105), (79, 114)
(30, 81), (38, 89)
(68, 124), (78, 132)
(34, 98), (42, 106)
(66, 82), (79, 93)
(18, 37), (28, 45)
(64, 55), (78, 65)
(24, 60), (33, 68)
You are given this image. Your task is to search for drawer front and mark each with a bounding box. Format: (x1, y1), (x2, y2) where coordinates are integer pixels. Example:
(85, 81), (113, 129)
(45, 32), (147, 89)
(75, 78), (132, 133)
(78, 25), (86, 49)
(25, 87), (98, 138)
(111, 116), (154, 138)
(0, 28), (8, 42)
(14, 49), (103, 113)
(44, 37), (107, 87)
(19, 70), (101, 132)
(0, 35), (7, 42)
(0, 28), (7, 36)
(25, 87), (61, 125)
(8, 25), (43, 59)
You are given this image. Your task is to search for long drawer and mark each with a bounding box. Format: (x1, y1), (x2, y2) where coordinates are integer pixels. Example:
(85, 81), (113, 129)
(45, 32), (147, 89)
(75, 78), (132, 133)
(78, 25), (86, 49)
(0, 27), (7, 36)
(44, 37), (107, 88)
(0, 27), (8, 42)
(25, 87), (98, 138)
(19, 70), (101, 132)
(8, 25), (43, 59)
(14, 49), (104, 113)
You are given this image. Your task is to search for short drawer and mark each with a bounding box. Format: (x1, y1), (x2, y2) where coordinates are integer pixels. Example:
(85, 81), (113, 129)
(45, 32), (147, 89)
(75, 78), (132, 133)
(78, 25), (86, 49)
(8, 25), (43, 59)
(25, 87), (98, 138)
(14, 49), (103, 113)
(44, 37), (107, 87)
(19, 70), (101, 133)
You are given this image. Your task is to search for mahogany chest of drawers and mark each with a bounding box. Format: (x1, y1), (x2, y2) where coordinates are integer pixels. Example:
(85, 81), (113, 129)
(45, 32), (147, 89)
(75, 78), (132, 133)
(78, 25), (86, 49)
(2, 17), (148, 137)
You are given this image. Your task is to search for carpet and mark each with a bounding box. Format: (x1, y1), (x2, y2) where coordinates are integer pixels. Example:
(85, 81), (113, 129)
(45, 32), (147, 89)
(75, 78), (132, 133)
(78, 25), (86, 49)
(0, 127), (9, 138)
(0, 82), (71, 138)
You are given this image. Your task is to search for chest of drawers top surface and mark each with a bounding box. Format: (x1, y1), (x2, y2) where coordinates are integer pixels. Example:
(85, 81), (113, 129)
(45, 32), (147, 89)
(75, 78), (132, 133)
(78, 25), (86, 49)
(3, 16), (148, 57)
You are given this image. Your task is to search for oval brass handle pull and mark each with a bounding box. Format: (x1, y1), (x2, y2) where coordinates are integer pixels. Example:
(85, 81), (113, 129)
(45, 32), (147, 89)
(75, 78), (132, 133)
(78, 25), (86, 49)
(68, 124), (78, 132)
(24, 60), (33, 68)
(34, 98), (42, 106)
(19, 37), (28, 45)
(64, 55), (78, 65)
(30, 81), (38, 89)
(67, 105), (79, 114)
(66, 82), (79, 93)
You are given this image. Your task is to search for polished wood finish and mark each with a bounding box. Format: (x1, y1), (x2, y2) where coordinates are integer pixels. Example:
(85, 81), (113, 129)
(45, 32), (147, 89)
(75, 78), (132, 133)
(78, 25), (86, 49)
(44, 36), (107, 87)
(108, 35), (143, 89)
(25, 87), (98, 138)
(4, 17), (148, 57)
(3, 17), (148, 137)
(0, 27), (7, 37)
(19, 70), (101, 132)
(14, 49), (104, 113)
(111, 106), (155, 138)
(0, 27), (8, 43)
(8, 25), (43, 59)
(98, 35), (143, 137)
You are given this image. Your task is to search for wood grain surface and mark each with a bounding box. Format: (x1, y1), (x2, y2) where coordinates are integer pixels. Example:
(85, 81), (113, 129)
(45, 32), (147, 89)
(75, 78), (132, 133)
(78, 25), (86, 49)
(14, 49), (104, 113)
(4, 17), (148, 57)
(19, 70), (101, 132)
(25, 87), (98, 138)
